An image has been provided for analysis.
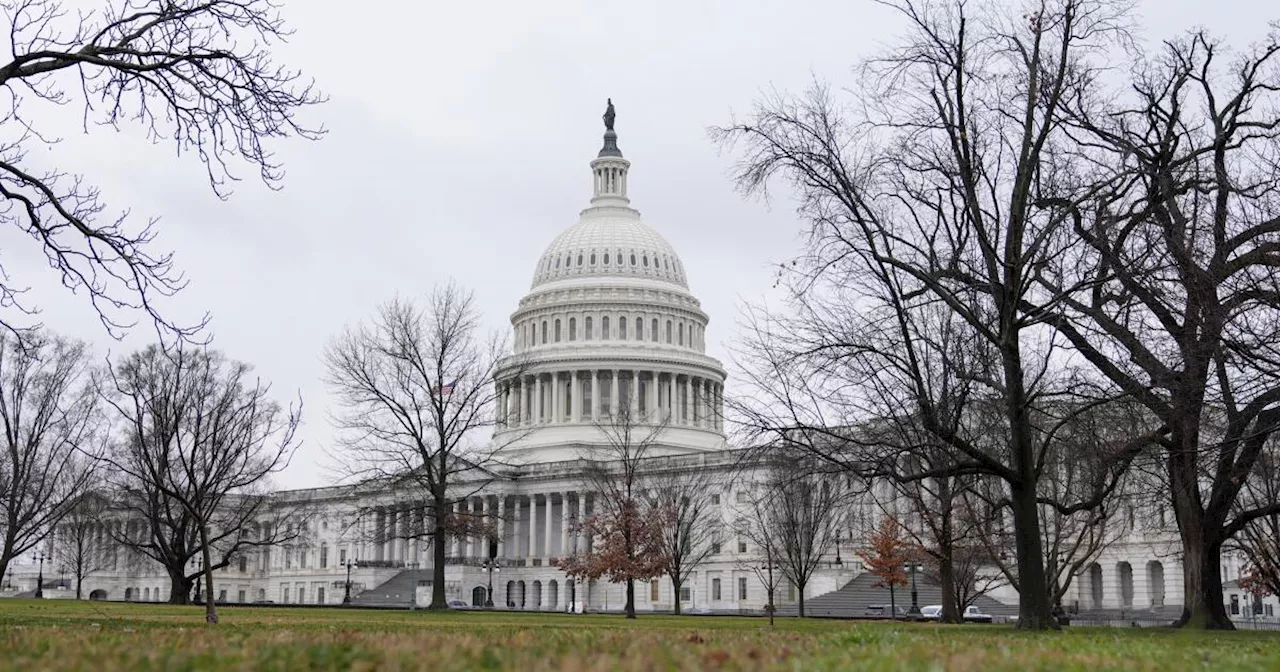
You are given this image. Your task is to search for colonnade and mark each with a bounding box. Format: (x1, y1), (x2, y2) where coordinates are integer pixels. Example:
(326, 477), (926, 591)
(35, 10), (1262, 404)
(358, 492), (593, 566)
(496, 370), (723, 430)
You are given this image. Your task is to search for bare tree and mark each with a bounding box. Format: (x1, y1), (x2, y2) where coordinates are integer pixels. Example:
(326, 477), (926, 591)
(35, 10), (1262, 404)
(0, 330), (100, 585)
(0, 0), (323, 341)
(325, 284), (517, 610)
(1232, 448), (1280, 602)
(650, 464), (724, 615)
(716, 0), (1135, 629)
(559, 406), (671, 619)
(735, 482), (788, 628)
(101, 344), (301, 623)
(1038, 29), (1280, 629)
(743, 455), (843, 618)
(51, 492), (111, 599)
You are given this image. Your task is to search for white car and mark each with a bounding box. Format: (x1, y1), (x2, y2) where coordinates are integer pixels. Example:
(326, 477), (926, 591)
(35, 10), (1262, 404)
(446, 599), (470, 610)
(920, 605), (943, 620)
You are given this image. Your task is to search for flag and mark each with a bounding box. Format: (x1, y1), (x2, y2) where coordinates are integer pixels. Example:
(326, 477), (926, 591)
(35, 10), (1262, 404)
(434, 379), (457, 396)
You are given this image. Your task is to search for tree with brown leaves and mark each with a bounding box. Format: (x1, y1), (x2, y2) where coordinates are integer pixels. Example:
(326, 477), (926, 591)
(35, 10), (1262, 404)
(859, 517), (910, 619)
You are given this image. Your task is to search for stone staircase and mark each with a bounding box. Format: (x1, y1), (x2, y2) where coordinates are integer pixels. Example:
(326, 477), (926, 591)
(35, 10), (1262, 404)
(777, 573), (1017, 619)
(348, 569), (433, 608)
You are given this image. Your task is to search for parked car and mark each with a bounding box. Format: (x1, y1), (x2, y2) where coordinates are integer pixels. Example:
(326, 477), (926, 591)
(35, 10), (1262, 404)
(920, 605), (943, 620)
(446, 599), (471, 610)
(962, 605), (994, 623)
(863, 604), (911, 618)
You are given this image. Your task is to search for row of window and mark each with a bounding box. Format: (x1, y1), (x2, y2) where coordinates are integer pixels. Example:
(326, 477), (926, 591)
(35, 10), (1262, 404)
(540, 248), (683, 279)
(520, 315), (703, 349)
(647, 576), (798, 603)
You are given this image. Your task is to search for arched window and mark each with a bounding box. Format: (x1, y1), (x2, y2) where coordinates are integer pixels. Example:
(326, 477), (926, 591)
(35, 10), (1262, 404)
(577, 254), (583, 266)
(642, 254), (649, 267)
(651, 318), (658, 342)
(602, 317), (610, 340)
(591, 253), (597, 264)
(541, 321), (548, 344)
(630, 254), (637, 265)
(666, 320), (673, 343)
(620, 317), (628, 340)
(554, 319), (562, 343)
(616, 252), (623, 265)
(679, 323), (684, 346)
(635, 317), (644, 341)
(585, 317), (594, 340)
(603, 253), (610, 265)
(555, 257), (561, 268)
(569, 317), (577, 341)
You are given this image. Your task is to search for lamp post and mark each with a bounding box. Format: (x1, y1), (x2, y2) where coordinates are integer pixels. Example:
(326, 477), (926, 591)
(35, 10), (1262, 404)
(834, 529), (843, 567)
(192, 555), (204, 604)
(906, 561), (921, 617)
(760, 560), (781, 628)
(34, 552), (46, 599)
(482, 557), (500, 608)
(342, 557), (358, 605)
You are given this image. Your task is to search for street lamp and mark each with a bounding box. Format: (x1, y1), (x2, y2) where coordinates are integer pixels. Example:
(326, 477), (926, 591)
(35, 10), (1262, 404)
(482, 557), (500, 608)
(905, 561), (922, 617)
(34, 552), (46, 599)
(833, 529), (843, 567)
(342, 557), (358, 605)
(192, 555), (205, 603)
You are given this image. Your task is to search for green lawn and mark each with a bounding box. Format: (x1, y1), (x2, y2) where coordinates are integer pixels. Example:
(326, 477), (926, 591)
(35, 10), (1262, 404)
(1, 599), (1277, 671)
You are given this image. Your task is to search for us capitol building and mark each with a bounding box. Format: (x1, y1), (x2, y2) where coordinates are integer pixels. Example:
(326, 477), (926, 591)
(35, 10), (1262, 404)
(9, 106), (1267, 623)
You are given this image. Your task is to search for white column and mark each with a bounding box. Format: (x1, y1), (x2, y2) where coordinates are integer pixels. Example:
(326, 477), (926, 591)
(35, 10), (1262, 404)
(702, 379), (711, 428)
(496, 497), (506, 558)
(552, 372), (561, 423)
(577, 494), (586, 553)
(610, 370), (620, 418)
(650, 370), (659, 421)
(512, 497), (522, 558)
(561, 492), (572, 556)
(684, 376), (692, 426)
(535, 374), (544, 424)
(590, 370), (599, 421)
(668, 372), (676, 422)
(519, 376), (528, 426)
(631, 371), (640, 418)
(527, 495), (537, 560)
(544, 494), (555, 559)
(571, 371), (580, 422)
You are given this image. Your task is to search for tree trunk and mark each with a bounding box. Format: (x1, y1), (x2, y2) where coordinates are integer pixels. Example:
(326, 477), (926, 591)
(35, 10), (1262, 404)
(1173, 519), (1233, 629)
(75, 575), (83, 600)
(430, 496), (448, 610)
(198, 523), (218, 624)
(889, 583), (897, 619)
(166, 565), (193, 604)
(938, 555), (961, 623)
(798, 583), (806, 618)
(625, 578), (636, 619)
(672, 577), (682, 615)
(1010, 479), (1054, 630)
(1002, 336), (1055, 631)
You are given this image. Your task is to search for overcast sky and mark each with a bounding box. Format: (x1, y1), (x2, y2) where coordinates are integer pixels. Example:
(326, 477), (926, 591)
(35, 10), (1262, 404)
(4, 0), (1271, 489)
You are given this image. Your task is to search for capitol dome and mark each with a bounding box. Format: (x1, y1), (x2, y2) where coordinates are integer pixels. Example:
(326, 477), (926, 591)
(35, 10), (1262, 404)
(493, 101), (727, 463)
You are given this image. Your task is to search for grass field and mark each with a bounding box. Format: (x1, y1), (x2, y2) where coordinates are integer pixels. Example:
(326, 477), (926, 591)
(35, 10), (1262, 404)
(1, 600), (1278, 671)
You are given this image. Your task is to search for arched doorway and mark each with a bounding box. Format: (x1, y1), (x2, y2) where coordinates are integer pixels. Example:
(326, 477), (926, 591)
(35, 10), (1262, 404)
(548, 580), (559, 610)
(505, 580), (516, 608)
(89, 589), (108, 601)
(1147, 561), (1165, 607)
(1088, 563), (1104, 609)
(124, 587), (133, 601)
(143, 587), (150, 601)
(1117, 562), (1134, 608)
(566, 579), (575, 613)
(532, 581), (543, 610)
(517, 580), (527, 608)
(472, 586), (487, 607)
